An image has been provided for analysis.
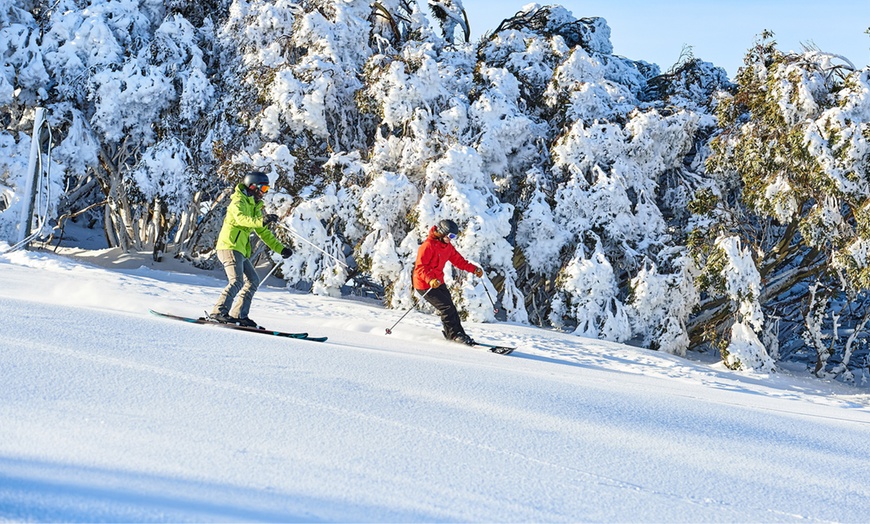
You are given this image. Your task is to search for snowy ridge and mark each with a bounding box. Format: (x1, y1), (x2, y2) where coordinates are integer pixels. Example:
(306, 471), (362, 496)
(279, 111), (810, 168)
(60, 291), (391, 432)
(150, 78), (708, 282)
(2, 248), (870, 521)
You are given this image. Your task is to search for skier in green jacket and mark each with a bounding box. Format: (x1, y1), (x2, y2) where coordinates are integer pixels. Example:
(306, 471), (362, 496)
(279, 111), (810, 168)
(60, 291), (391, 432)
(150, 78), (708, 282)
(210, 171), (291, 327)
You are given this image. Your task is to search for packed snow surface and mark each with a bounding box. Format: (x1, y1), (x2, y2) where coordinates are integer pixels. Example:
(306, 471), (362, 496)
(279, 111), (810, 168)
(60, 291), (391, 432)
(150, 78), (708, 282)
(2, 247), (870, 522)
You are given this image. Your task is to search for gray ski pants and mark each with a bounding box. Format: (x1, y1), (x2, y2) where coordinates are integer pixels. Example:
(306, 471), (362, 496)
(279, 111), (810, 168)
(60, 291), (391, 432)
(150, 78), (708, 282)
(212, 249), (260, 319)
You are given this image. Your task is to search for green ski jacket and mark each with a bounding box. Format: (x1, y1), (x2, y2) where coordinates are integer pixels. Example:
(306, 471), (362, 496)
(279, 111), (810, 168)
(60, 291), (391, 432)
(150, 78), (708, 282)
(216, 183), (285, 258)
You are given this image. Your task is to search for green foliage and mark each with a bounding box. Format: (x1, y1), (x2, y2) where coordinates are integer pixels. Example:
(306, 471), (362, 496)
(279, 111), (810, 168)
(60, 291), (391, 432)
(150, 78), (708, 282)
(700, 29), (870, 377)
(693, 238), (728, 295)
(687, 188), (718, 215)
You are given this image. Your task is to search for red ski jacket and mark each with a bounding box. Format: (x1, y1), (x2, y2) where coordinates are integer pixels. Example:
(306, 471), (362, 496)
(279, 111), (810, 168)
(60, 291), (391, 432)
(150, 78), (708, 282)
(413, 226), (478, 290)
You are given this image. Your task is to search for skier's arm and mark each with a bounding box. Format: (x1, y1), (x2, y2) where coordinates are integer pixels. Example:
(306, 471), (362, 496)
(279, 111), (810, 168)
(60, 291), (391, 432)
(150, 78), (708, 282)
(448, 246), (479, 274)
(254, 225), (285, 254)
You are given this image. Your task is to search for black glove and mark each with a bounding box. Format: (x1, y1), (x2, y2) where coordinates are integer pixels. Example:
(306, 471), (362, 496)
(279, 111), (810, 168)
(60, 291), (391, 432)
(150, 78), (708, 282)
(280, 247), (293, 258)
(263, 213), (278, 226)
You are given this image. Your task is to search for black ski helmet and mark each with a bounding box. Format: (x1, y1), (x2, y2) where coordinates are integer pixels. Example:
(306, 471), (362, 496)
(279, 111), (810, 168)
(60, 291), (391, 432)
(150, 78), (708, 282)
(435, 219), (460, 237)
(242, 171), (269, 189)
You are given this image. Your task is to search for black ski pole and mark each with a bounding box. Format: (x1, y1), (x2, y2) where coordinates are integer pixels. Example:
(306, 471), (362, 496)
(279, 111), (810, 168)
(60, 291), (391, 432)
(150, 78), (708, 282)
(385, 288), (432, 335)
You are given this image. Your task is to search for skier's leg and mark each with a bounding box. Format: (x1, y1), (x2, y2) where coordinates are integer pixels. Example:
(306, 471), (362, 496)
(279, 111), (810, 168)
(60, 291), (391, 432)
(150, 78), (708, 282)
(212, 249), (244, 317)
(231, 256), (261, 319)
(420, 286), (465, 340)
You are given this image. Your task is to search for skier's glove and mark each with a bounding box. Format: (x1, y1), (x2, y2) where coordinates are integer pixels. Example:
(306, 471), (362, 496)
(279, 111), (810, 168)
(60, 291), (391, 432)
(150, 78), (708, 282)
(280, 247), (293, 258)
(263, 213), (278, 226)
(474, 267), (484, 278)
(429, 278), (441, 288)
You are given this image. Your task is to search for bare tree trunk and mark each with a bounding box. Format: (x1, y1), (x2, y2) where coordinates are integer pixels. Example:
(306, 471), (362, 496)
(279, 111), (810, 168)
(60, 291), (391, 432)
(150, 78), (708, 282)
(152, 198), (165, 262)
(184, 188), (232, 258)
(172, 193), (203, 257)
(841, 308), (870, 374)
(103, 202), (118, 247)
(97, 138), (144, 251)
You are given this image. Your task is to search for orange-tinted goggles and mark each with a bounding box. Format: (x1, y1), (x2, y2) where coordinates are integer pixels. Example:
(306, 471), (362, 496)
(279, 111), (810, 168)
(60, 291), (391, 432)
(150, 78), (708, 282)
(251, 184), (270, 193)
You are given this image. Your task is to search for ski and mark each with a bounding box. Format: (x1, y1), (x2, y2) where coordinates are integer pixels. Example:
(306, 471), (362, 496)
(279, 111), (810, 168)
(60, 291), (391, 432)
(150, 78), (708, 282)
(148, 310), (327, 343)
(473, 342), (515, 355)
(443, 336), (515, 355)
(443, 338), (516, 355)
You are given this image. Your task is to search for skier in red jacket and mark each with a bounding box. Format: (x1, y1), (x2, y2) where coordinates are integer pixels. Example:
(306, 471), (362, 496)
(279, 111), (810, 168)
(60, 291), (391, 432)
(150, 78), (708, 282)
(413, 219), (484, 345)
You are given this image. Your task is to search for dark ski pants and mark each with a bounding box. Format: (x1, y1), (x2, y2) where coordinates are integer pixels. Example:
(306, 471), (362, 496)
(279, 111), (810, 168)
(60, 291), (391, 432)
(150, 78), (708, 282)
(212, 249), (260, 319)
(417, 284), (466, 340)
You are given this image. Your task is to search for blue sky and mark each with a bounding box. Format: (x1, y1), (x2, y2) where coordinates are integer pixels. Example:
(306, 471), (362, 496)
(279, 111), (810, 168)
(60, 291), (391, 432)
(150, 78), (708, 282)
(461, 0), (869, 79)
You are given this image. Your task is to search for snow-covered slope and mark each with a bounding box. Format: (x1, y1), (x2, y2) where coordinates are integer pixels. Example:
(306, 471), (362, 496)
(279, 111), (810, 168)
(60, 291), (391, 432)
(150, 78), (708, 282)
(2, 248), (870, 522)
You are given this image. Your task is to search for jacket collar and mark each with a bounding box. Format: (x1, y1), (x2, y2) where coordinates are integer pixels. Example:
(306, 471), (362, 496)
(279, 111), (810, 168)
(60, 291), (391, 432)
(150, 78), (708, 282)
(427, 225), (447, 243)
(237, 183), (261, 203)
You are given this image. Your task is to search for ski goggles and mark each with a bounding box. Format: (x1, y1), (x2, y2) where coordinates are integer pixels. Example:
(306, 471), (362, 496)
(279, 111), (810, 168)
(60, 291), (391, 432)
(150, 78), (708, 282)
(446, 232), (457, 239)
(252, 184), (270, 193)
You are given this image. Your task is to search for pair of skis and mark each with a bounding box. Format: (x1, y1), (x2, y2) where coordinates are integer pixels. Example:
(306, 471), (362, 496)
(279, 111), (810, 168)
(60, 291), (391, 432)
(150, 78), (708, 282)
(148, 310), (327, 342)
(149, 310), (515, 355)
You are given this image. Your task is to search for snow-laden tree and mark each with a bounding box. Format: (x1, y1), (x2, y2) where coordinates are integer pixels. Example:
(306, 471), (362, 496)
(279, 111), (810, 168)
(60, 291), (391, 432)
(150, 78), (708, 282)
(0, 0), (69, 244)
(714, 235), (775, 372)
(0, 0), (48, 107)
(238, 0), (514, 318)
(217, 0), (399, 291)
(0, 0), (39, 237)
(474, 5), (727, 354)
(546, 110), (706, 350)
(427, 0), (468, 44)
(0, 0), (226, 258)
(703, 32), (870, 377)
(221, 0), (376, 157)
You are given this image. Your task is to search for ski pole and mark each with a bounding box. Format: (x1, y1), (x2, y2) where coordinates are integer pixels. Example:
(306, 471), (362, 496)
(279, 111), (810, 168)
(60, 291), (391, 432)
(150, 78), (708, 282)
(484, 284), (500, 315)
(476, 270), (500, 314)
(279, 223), (349, 269)
(385, 287), (432, 335)
(261, 260), (282, 282)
